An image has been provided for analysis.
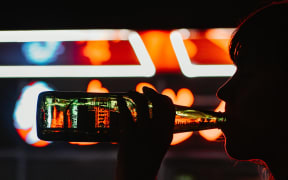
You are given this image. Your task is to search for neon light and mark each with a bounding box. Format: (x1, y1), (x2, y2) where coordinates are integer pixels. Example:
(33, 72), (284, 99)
(170, 30), (237, 77)
(0, 30), (156, 78)
(0, 29), (131, 42)
(128, 32), (156, 76)
(0, 31), (155, 78)
(22, 41), (64, 65)
(13, 81), (54, 147)
(0, 29), (236, 78)
(0, 65), (150, 78)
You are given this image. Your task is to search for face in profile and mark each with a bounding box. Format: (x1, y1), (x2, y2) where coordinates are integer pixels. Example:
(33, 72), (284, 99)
(216, 2), (288, 163)
(217, 59), (287, 161)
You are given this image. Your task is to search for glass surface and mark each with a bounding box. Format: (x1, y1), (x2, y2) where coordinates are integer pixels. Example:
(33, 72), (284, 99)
(37, 91), (135, 142)
(37, 91), (226, 142)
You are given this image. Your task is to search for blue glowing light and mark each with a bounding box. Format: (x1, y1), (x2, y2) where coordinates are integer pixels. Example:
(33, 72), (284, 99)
(22, 41), (65, 65)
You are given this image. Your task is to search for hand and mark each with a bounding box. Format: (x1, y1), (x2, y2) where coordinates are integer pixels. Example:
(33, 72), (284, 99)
(116, 87), (175, 180)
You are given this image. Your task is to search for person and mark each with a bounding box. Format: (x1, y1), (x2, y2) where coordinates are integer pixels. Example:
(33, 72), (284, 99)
(116, 1), (288, 180)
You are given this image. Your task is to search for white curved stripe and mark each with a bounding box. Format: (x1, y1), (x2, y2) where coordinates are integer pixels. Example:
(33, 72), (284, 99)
(170, 31), (236, 78)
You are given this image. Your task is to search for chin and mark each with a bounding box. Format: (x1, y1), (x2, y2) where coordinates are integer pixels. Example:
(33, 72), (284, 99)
(224, 136), (257, 161)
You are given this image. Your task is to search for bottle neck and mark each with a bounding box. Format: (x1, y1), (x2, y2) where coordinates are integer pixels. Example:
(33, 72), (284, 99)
(173, 105), (227, 133)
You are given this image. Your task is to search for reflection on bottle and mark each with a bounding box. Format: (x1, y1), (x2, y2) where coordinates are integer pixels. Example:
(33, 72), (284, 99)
(37, 91), (226, 142)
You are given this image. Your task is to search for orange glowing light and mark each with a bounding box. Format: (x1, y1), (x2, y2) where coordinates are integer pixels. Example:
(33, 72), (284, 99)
(135, 82), (158, 93)
(183, 40), (198, 59)
(16, 128), (32, 140)
(32, 140), (50, 147)
(87, 80), (109, 93)
(67, 109), (72, 128)
(205, 29), (231, 51)
(198, 128), (223, 141)
(69, 142), (98, 145)
(204, 29), (233, 64)
(170, 132), (193, 146)
(50, 106), (64, 128)
(162, 88), (194, 106)
(82, 41), (111, 65)
(16, 128), (49, 147)
(140, 30), (180, 73)
(94, 106), (110, 128)
(214, 100), (226, 112)
(198, 101), (225, 141)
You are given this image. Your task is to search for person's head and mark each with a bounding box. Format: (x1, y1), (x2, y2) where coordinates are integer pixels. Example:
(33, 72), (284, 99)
(217, 1), (288, 177)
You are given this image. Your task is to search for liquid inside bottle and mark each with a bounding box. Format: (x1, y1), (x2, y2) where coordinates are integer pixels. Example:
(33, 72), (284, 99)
(37, 91), (226, 142)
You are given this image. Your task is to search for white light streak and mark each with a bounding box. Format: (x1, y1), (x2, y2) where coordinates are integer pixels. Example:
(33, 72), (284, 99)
(170, 31), (236, 78)
(0, 30), (156, 78)
(0, 29), (132, 42)
(128, 32), (156, 76)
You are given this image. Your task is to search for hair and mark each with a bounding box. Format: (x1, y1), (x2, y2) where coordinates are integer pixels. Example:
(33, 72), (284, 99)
(229, 1), (288, 68)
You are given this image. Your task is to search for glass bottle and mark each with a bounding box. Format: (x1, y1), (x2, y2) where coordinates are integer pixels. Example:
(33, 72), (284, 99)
(37, 91), (226, 142)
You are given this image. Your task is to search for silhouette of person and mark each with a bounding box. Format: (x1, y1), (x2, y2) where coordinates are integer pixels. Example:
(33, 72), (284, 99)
(116, 1), (288, 180)
(217, 1), (288, 180)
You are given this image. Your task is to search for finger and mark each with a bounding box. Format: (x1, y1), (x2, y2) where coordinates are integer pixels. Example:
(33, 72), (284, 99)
(117, 96), (135, 131)
(143, 87), (175, 126)
(142, 86), (158, 97)
(143, 86), (174, 115)
(127, 91), (150, 126)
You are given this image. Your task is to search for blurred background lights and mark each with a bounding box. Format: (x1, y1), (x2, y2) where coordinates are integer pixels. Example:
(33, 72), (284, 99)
(22, 41), (64, 65)
(13, 81), (54, 147)
(82, 41), (111, 65)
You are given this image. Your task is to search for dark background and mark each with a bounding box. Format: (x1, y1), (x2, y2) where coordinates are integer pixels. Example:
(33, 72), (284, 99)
(0, 1), (279, 179)
(0, 1), (277, 30)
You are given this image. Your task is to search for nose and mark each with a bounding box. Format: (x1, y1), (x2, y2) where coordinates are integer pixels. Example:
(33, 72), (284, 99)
(216, 83), (227, 101)
(216, 77), (235, 102)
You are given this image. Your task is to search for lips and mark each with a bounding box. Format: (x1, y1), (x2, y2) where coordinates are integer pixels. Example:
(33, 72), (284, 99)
(220, 109), (233, 135)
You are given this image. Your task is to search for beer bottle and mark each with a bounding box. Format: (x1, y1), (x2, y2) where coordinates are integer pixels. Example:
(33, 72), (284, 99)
(37, 91), (226, 142)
